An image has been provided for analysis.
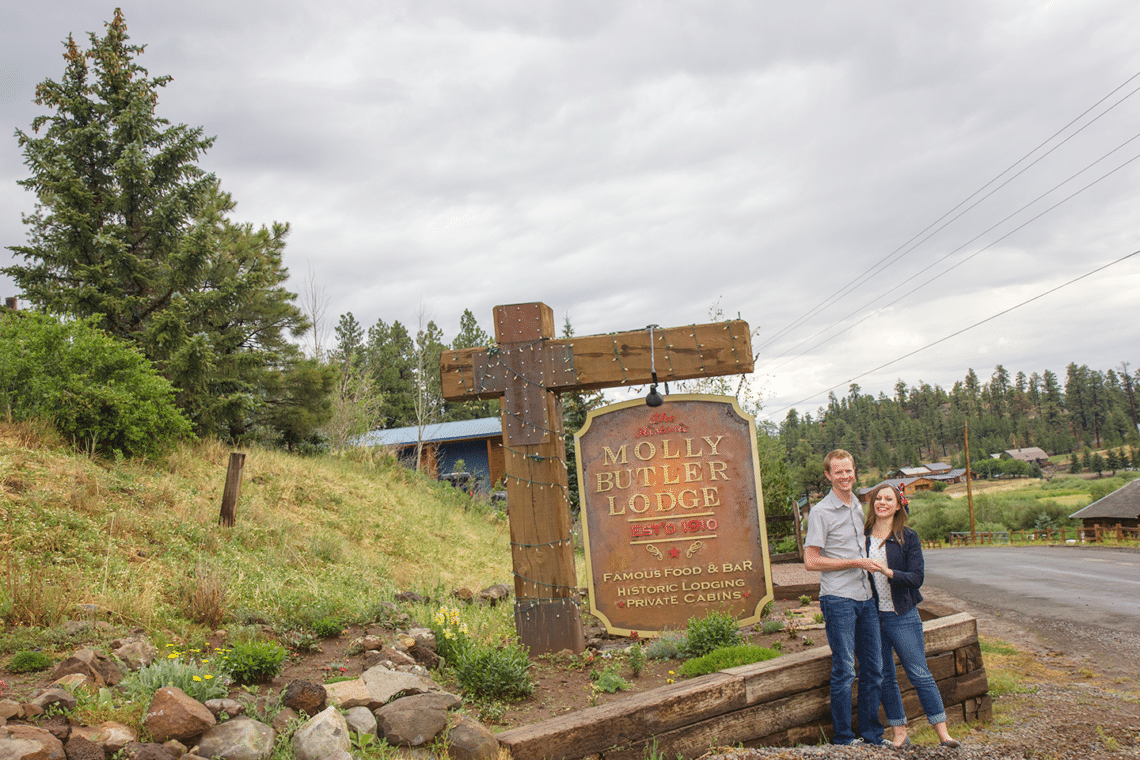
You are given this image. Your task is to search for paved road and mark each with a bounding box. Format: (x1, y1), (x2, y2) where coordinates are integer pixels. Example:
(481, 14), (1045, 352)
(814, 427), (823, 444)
(923, 545), (1140, 633)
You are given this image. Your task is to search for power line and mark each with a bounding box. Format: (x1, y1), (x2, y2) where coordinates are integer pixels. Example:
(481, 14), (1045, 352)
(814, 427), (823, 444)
(754, 67), (1140, 355)
(761, 248), (1140, 421)
(757, 133), (1140, 376)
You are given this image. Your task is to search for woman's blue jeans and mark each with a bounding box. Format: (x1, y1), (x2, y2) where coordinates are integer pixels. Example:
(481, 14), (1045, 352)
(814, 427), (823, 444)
(879, 606), (947, 725)
(820, 595), (883, 744)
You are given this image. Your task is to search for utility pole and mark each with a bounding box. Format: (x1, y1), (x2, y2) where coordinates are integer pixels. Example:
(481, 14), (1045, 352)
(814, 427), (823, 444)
(964, 422), (976, 544)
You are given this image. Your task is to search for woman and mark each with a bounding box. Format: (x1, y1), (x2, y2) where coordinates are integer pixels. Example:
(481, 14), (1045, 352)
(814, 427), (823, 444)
(865, 483), (960, 749)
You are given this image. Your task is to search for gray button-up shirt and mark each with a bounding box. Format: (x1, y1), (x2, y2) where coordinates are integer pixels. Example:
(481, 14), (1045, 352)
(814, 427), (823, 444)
(805, 489), (873, 601)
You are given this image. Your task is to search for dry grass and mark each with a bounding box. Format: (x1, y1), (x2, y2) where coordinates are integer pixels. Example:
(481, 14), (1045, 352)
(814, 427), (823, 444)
(0, 422), (512, 636)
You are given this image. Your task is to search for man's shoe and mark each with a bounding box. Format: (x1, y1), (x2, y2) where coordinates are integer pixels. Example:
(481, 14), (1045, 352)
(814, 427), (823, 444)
(940, 739), (961, 748)
(841, 738), (866, 745)
(894, 737), (912, 748)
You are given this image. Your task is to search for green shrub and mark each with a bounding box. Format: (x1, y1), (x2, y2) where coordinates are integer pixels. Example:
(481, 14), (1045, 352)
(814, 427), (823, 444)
(0, 313), (191, 457)
(120, 650), (231, 703)
(591, 663), (631, 693)
(218, 639), (289, 684)
(8, 650), (52, 673)
(310, 616), (344, 639)
(679, 645), (781, 677)
(627, 642), (646, 677)
(680, 610), (742, 658)
(452, 643), (534, 700)
(761, 620), (785, 634)
(644, 631), (684, 660)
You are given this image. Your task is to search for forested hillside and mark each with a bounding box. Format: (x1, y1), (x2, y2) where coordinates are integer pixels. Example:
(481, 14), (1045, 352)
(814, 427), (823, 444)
(774, 362), (1139, 494)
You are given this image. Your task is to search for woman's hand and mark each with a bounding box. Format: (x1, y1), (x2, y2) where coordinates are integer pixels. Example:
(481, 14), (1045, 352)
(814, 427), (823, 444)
(872, 559), (894, 578)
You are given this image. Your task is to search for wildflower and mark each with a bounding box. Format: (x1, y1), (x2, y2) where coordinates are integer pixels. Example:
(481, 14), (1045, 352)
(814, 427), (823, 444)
(167, 653), (179, 659)
(203, 675), (214, 680)
(193, 676), (202, 682)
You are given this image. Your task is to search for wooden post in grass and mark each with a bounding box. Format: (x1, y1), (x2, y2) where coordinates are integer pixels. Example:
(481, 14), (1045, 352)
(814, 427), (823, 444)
(440, 302), (753, 654)
(219, 453), (246, 527)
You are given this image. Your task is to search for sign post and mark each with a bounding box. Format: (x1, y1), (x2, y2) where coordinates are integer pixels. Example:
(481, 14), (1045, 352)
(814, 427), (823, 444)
(575, 396), (772, 635)
(440, 303), (753, 653)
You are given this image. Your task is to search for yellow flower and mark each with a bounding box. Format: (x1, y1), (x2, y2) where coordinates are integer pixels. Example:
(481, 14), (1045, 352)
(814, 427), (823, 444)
(204, 674), (214, 680)
(193, 676), (202, 682)
(168, 653), (179, 659)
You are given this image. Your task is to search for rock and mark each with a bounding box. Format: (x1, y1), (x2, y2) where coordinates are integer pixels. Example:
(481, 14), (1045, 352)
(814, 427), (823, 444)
(0, 699), (22, 720)
(162, 739), (187, 757)
(360, 651), (386, 670)
(29, 688), (77, 713)
(144, 687), (216, 743)
(374, 694), (448, 747)
(113, 639), (158, 671)
(48, 674), (90, 693)
(477, 583), (510, 606)
(64, 734), (106, 760)
(0, 724), (66, 759)
(292, 705), (352, 760)
(380, 648), (417, 668)
(195, 715), (275, 760)
(271, 706), (300, 735)
(405, 628), (436, 651)
(282, 680), (326, 716)
(394, 591), (424, 604)
(203, 698), (245, 718)
(72, 721), (136, 754)
(452, 587), (475, 603)
(348, 635), (384, 654)
(118, 741), (177, 760)
(361, 665), (435, 706)
(344, 706), (377, 738)
(408, 644), (440, 669)
(324, 679), (372, 710)
(22, 704), (44, 719)
(39, 714), (70, 742)
(445, 714), (499, 760)
(50, 648), (122, 688)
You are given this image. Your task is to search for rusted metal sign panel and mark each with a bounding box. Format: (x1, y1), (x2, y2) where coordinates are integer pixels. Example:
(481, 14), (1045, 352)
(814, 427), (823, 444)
(575, 395), (773, 636)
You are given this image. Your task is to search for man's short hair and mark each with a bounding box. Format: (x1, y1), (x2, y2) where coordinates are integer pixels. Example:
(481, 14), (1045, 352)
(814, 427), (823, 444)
(823, 449), (854, 474)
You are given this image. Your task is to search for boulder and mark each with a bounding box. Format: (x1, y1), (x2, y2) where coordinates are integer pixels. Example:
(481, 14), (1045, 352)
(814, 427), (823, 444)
(292, 705), (352, 760)
(324, 679), (372, 710)
(203, 698), (246, 718)
(282, 680), (326, 716)
(477, 583), (510, 606)
(29, 688), (77, 713)
(144, 687), (215, 743)
(118, 741), (177, 760)
(361, 665), (435, 706)
(271, 706), (300, 735)
(72, 721), (136, 754)
(113, 639), (158, 671)
(374, 695), (448, 747)
(50, 648), (122, 688)
(344, 705), (377, 738)
(38, 714), (70, 742)
(195, 715), (275, 760)
(0, 699), (22, 720)
(64, 734), (106, 760)
(445, 714), (499, 760)
(0, 724), (66, 759)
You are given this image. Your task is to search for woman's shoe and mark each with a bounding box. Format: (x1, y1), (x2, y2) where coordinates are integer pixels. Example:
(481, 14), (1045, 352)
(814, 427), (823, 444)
(894, 737), (912, 748)
(940, 739), (961, 748)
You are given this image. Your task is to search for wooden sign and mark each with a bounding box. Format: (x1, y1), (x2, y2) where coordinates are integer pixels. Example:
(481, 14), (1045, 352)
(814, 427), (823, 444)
(575, 395), (772, 636)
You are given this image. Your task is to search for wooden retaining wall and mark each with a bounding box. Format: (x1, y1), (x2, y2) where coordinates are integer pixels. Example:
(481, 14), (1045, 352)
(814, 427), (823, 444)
(497, 612), (990, 760)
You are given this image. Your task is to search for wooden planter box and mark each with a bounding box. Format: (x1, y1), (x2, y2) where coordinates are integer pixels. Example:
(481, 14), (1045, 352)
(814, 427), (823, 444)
(497, 612), (989, 760)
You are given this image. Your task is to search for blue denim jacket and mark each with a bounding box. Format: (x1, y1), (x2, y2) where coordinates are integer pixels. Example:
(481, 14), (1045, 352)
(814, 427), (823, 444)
(866, 527), (924, 615)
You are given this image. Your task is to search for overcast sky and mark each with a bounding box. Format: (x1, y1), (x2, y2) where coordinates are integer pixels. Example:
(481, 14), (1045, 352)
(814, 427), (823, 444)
(4, 1), (1140, 423)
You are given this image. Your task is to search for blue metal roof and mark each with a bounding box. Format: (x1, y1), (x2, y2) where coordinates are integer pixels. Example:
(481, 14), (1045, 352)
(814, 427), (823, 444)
(358, 417), (502, 447)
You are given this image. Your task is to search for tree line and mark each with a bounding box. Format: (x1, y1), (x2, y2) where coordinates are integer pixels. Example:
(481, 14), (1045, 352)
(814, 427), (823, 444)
(776, 362), (1140, 495)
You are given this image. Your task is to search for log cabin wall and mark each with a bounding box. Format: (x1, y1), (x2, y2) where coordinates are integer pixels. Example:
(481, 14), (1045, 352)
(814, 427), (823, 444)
(497, 612), (990, 760)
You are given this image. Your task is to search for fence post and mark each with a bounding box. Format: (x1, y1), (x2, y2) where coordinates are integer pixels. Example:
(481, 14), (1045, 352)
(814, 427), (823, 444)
(219, 452), (246, 527)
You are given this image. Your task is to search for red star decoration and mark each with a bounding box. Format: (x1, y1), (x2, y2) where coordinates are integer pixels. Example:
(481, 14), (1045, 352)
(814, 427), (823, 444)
(668, 547), (680, 559)
(743, 592), (750, 598)
(617, 601), (626, 608)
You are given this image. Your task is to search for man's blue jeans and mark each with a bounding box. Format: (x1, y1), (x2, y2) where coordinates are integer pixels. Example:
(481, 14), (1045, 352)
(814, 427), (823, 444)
(820, 595), (883, 744)
(880, 606), (947, 726)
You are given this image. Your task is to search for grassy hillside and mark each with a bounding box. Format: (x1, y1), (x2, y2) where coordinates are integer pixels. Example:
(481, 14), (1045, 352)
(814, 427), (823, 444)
(0, 420), (513, 634)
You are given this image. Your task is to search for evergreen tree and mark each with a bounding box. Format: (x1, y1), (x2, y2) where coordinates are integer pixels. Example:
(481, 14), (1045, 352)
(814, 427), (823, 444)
(1068, 454), (1081, 474)
(1106, 448), (1121, 475)
(367, 319), (416, 428)
(1090, 452), (1106, 476)
(5, 11), (320, 442)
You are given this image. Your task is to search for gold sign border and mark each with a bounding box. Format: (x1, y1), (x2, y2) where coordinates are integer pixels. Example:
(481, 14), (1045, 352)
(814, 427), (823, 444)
(574, 394), (774, 637)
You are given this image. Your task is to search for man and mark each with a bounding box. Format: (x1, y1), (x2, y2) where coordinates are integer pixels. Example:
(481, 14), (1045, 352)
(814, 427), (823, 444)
(804, 449), (884, 745)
